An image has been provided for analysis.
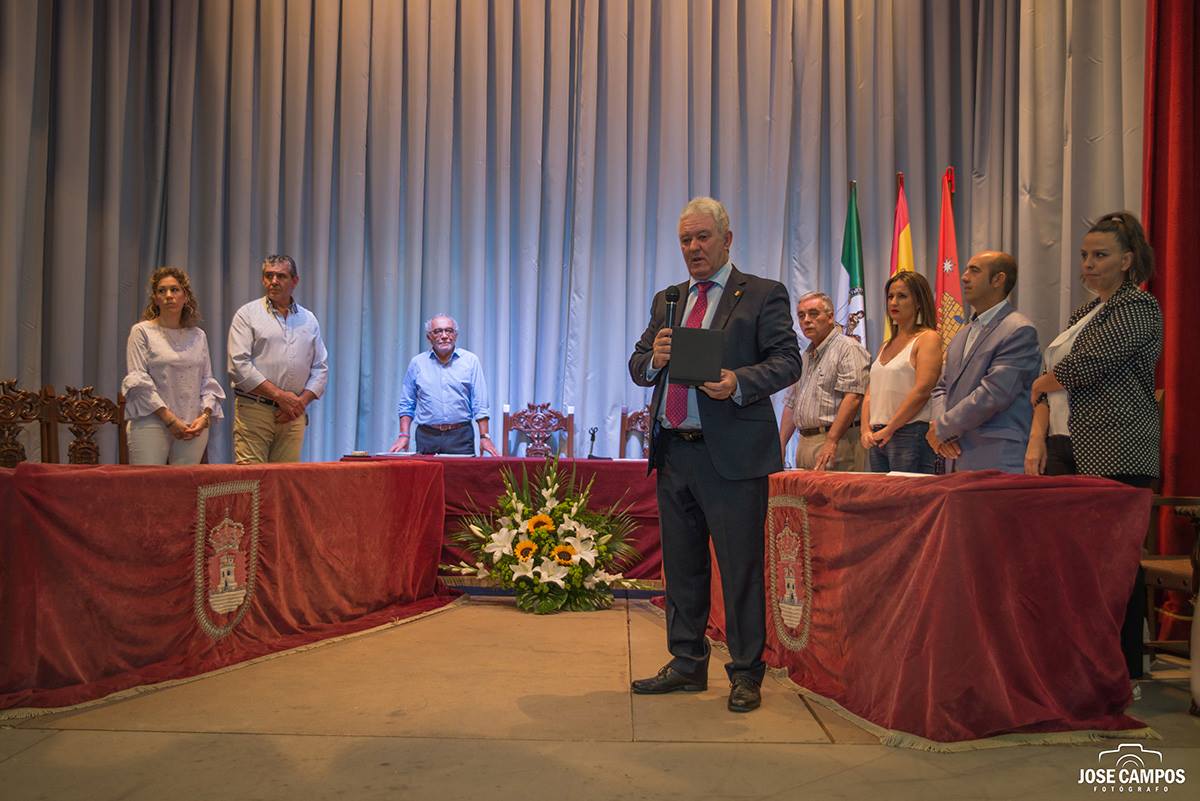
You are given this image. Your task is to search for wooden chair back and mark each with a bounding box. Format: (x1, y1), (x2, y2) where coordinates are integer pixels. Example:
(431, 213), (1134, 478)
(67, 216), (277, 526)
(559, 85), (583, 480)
(502, 403), (574, 458)
(619, 404), (652, 459)
(0, 379), (43, 467)
(41, 385), (128, 465)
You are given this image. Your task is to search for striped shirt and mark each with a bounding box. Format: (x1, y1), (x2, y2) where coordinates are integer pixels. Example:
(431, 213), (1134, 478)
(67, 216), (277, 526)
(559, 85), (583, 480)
(784, 329), (870, 428)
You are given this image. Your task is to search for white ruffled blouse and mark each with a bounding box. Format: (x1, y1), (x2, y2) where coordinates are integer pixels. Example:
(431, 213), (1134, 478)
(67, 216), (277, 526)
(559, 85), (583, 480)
(121, 320), (226, 422)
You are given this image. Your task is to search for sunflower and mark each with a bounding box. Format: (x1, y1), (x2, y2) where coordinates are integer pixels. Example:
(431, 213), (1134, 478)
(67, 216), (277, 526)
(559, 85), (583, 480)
(526, 513), (555, 533)
(513, 539), (538, 561)
(551, 543), (576, 565)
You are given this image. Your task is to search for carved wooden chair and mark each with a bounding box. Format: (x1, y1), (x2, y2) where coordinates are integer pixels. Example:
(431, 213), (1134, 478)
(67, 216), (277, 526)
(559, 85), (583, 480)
(0, 379), (44, 468)
(41, 385), (128, 464)
(502, 402), (574, 458)
(619, 404), (652, 459)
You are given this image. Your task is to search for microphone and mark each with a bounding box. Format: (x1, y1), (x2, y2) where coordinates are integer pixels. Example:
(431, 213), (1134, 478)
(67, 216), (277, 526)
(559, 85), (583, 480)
(664, 285), (680, 327)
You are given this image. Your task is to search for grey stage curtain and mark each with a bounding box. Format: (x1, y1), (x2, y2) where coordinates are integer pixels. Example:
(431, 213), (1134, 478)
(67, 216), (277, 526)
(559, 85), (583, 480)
(0, 0), (1144, 462)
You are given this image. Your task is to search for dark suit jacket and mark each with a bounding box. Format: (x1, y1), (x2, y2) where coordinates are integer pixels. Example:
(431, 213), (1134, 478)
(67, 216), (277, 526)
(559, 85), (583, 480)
(628, 265), (802, 481)
(1053, 281), (1162, 477)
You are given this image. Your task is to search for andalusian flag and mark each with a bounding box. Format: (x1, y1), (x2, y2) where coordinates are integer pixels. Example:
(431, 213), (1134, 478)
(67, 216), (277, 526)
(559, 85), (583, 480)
(835, 182), (867, 343)
(935, 167), (966, 349)
(889, 174), (914, 275)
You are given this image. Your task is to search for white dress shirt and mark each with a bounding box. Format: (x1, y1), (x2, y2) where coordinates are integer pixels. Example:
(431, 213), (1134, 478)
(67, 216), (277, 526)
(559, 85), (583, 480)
(227, 297), (329, 397)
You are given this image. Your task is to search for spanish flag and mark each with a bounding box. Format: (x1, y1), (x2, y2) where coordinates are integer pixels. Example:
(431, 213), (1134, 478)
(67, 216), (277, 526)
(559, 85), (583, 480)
(889, 174), (914, 275)
(935, 167), (966, 350)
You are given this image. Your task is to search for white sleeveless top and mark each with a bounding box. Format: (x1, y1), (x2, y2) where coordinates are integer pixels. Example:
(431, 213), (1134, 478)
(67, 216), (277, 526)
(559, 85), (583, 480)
(868, 337), (931, 426)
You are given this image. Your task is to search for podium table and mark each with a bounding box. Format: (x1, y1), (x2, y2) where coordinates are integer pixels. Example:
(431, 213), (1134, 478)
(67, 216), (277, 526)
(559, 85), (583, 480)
(707, 469), (1152, 743)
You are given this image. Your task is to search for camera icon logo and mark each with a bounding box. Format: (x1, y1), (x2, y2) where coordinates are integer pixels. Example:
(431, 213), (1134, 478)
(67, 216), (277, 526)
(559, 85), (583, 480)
(1097, 743), (1164, 769)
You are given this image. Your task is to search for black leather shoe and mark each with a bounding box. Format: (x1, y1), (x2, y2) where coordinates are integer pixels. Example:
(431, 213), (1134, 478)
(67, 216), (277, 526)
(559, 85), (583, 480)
(727, 677), (761, 712)
(631, 666), (707, 694)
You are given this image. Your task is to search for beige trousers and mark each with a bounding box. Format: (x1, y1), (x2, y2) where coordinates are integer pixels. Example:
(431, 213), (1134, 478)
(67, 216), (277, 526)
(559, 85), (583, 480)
(794, 430), (863, 471)
(233, 397), (307, 464)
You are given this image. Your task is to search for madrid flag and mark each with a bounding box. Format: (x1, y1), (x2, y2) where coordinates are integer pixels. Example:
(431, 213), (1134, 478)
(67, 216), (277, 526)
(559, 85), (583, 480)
(935, 167), (966, 349)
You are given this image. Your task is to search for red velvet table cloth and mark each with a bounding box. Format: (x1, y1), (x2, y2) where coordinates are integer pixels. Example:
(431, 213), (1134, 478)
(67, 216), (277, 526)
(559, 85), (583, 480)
(345, 456), (662, 580)
(0, 461), (453, 710)
(707, 470), (1152, 743)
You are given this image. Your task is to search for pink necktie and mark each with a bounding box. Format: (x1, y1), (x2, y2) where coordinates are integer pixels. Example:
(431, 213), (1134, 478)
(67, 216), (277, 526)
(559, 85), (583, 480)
(665, 281), (714, 427)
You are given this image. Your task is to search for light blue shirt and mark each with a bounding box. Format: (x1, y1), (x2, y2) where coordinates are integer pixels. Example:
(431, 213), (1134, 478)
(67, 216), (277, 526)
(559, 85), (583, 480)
(397, 347), (491, 424)
(647, 262), (742, 428)
(964, 298), (1009, 356)
(227, 297), (329, 397)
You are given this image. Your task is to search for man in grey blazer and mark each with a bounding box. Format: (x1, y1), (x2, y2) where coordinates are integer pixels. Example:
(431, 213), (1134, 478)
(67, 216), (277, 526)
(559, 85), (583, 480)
(628, 197), (802, 713)
(927, 251), (1041, 473)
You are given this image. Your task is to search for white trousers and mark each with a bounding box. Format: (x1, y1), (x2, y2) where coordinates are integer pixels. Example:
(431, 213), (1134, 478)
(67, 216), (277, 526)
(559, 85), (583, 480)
(127, 416), (209, 465)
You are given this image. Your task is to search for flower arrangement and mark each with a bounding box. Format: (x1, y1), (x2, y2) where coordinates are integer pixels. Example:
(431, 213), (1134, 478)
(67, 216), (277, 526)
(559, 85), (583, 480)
(444, 459), (642, 614)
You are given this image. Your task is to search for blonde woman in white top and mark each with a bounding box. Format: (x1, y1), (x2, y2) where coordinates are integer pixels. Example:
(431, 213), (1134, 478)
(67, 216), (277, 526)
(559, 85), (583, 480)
(860, 271), (942, 473)
(121, 267), (225, 464)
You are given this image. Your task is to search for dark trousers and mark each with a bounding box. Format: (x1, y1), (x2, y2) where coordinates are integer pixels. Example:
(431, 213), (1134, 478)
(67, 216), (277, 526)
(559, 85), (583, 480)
(1045, 435), (1154, 679)
(414, 424), (474, 455)
(655, 434), (768, 684)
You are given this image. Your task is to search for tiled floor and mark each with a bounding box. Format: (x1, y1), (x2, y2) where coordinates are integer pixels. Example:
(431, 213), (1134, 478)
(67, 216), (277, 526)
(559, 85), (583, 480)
(2, 597), (1197, 801)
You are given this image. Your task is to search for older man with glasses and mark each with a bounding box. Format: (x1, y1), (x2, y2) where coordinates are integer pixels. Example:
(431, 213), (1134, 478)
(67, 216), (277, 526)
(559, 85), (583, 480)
(389, 315), (499, 456)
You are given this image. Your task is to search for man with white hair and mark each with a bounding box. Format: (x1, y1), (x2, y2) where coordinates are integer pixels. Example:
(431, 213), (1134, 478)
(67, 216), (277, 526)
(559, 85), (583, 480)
(778, 291), (870, 470)
(628, 196), (802, 713)
(389, 315), (499, 456)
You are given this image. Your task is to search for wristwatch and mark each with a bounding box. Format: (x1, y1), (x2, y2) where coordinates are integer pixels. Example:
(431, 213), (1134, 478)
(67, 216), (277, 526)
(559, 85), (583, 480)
(479, 434), (491, 439)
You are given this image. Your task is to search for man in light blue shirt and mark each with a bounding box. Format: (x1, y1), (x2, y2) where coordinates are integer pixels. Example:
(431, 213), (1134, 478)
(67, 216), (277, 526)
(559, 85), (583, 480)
(388, 315), (498, 456)
(227, 254), (329, 463)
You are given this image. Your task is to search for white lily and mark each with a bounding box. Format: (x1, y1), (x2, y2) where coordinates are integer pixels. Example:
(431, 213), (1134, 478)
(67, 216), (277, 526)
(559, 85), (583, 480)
(498, 515), (513, 528)
(586, 569), (624, 588)
(483, 527), (518, 563)
(564, 535), (598, 566)
(535, 557), (569, 588)
(559, 518), (596, 540)
(510, 559), (536, 582)
(473, 562), (490, 578)
(468, 524), (487, 540)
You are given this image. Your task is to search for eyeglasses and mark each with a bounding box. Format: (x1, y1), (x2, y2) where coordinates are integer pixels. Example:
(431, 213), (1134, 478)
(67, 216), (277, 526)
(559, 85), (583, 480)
(429, 328), (457, 336)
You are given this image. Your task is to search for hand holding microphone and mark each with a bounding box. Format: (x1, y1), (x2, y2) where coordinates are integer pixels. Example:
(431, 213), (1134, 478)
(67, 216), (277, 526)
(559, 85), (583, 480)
(652, 286), (680, 370)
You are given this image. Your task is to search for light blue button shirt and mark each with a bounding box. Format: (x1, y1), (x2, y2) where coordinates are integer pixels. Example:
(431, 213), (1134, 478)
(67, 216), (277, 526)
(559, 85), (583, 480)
(227, 297), (329, 397)
(397, 348), (491, 424)
(646, 262), (742, 428)
(964, 298), (1009, 356)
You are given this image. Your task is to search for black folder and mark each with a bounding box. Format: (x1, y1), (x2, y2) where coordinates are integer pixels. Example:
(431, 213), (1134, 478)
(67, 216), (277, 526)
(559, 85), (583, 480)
(668, 327), (724, 385)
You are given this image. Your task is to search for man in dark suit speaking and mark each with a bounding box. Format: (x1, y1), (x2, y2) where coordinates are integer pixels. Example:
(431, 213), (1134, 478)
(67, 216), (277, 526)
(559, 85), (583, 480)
(628, 197), (802, 713)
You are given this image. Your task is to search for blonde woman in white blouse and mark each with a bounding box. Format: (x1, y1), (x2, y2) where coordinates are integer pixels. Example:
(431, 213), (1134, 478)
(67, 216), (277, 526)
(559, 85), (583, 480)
(121, 267), (226, 464)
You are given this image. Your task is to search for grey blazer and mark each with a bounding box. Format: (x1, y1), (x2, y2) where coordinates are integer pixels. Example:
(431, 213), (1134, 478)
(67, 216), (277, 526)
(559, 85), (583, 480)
(931, 302), (1041, 468)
